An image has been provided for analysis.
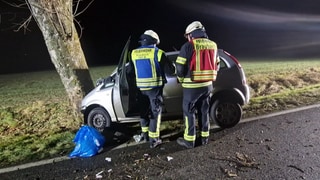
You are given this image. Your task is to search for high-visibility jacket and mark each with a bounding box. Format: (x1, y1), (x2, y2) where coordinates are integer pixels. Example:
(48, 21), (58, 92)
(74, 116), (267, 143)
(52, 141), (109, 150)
(190, 38), (218, 82)
(176, 38), (219, 88)
(131, 46), (165, 90)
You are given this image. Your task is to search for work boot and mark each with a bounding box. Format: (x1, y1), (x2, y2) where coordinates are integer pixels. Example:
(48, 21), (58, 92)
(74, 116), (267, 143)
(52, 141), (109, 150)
(141, 132), (149, 142)
(150, 138), (162, 148)
(201, 137), (209, 145)
(133, 132), (148, 143)
(176, 137), (194, 149)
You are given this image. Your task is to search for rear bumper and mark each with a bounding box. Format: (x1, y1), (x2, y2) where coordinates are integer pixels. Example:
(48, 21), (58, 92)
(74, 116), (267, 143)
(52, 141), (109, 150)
(244, 84), (250, 104)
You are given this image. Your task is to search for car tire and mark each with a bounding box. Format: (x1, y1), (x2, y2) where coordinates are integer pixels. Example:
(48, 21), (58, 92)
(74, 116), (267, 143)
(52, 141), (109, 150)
(210, 100), (242, 128)
(87, 107), (111, 132)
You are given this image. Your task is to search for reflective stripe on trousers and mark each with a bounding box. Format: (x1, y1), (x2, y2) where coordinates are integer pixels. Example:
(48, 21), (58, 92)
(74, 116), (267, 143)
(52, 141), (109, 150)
(140, 87), (163, 139)
(182, 85), (212, 142)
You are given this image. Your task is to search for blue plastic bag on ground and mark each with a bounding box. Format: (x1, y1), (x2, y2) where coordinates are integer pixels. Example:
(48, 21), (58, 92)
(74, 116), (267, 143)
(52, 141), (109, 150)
(69, 125), (106, 158)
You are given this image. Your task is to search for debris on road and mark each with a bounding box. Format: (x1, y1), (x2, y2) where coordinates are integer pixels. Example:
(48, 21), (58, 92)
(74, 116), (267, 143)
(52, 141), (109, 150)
(105, 157), (112, 162)
(95, 170), (104, 179)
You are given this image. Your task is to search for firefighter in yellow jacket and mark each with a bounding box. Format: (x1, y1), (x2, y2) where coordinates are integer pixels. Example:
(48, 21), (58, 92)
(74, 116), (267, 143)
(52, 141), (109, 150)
(130, 30), (173, 148)
(175, 21), (220, 148)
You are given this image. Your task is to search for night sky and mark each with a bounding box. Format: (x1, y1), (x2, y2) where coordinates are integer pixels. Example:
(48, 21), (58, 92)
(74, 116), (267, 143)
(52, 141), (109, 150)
(1, 0), (320, 74)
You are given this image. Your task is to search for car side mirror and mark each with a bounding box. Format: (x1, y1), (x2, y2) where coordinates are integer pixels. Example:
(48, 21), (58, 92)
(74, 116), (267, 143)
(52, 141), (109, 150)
(96, 78), (104, 86)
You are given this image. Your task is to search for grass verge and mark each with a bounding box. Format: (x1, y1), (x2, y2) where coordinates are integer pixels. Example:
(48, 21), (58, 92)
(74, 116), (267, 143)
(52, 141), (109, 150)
(0, 60), (320, 168)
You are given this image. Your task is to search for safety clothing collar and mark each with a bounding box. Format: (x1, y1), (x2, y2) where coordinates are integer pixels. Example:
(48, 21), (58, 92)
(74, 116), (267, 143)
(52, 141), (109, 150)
(190, 29), (208, 39)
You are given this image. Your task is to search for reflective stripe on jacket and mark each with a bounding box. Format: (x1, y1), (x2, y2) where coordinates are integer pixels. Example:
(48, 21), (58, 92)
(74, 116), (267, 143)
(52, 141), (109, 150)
(131, 46), (164, 90)
(179, 77), (212, 88)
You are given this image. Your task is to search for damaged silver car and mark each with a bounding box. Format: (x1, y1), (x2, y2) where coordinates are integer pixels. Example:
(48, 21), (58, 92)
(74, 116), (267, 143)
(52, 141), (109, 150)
(81, 38), (250, 132)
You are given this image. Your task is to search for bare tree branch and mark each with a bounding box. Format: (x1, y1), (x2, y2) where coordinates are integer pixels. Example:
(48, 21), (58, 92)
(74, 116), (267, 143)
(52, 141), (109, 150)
(3, 0), (92, 37)
(73, 18), (84, 38)
(1, 0), (27, 8)
(74, 0), (94, 17)
(13, 15), (32, 33)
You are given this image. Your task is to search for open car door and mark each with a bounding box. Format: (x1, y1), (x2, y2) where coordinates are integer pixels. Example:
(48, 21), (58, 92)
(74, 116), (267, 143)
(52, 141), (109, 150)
(112, 37), (131, 119)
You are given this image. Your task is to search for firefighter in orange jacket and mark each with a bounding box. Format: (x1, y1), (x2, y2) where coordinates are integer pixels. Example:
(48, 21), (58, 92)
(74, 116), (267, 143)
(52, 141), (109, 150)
(175, 21), (220, 148)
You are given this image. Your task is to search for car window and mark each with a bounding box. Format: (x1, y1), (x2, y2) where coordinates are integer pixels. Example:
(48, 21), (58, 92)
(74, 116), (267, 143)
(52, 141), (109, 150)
(163, 62), (176, 76)
(165, 52), (179, 76)
(167, 54), (178, 63)
(219, 58), (227, 70)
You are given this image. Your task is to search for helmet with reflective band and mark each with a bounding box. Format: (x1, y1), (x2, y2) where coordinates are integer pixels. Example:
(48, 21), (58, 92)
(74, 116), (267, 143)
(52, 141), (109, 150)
(185, 21), (205, 36)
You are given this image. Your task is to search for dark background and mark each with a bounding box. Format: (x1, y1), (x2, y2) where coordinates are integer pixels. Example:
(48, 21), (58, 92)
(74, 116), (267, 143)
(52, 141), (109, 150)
(1, 0), (320, 74)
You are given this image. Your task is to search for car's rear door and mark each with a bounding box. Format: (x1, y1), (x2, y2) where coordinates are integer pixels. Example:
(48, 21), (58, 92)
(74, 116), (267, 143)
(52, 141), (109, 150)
(162, 51), (183, 116)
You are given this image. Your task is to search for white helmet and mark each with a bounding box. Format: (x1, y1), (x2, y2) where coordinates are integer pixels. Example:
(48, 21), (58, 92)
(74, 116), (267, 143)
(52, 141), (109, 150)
(185, 21), (205, 35)
(144, 30), (160, 44)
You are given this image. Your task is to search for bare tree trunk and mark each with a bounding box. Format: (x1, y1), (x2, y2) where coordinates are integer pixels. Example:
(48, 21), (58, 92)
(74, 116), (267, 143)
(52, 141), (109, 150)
(27, 0), (94, 123)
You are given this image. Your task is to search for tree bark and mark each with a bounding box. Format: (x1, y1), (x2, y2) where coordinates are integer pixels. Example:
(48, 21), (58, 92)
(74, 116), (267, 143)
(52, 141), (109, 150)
(27, 0), (94, 123)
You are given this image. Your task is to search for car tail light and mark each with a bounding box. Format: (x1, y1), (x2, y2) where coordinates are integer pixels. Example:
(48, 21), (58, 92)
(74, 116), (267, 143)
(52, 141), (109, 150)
(223, 50), (242, 68)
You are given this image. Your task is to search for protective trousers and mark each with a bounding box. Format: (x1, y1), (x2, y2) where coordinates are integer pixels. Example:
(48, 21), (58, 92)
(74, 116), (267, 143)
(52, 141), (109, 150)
(182, 85), (212, 143)
(139, 88), (163, 141)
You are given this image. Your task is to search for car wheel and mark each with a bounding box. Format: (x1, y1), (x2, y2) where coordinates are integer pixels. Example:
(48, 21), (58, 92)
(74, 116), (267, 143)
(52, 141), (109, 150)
(87, 107), (111, 132)
(210, 100), (242, 128)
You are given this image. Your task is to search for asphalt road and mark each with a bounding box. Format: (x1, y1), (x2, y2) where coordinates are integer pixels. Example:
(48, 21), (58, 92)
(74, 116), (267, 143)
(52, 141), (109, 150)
(1, 104), (320, 179)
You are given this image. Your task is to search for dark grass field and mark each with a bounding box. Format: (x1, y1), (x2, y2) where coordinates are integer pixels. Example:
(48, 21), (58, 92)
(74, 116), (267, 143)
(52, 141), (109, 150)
(1, 60), (320, 168)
